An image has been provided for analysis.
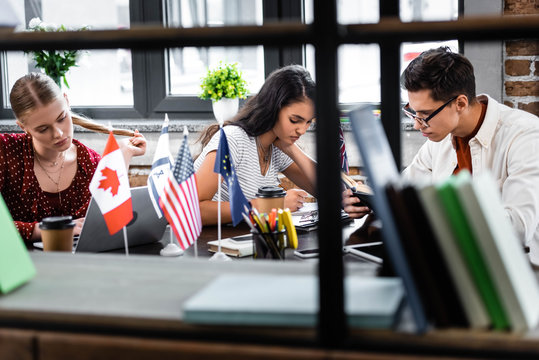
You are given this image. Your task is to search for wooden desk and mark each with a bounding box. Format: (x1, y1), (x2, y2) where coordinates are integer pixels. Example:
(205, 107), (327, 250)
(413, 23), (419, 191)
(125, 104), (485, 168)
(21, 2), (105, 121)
(6, 221), (539, 359)
(1, 252), (539, 359)
(112, 218), (361, 261)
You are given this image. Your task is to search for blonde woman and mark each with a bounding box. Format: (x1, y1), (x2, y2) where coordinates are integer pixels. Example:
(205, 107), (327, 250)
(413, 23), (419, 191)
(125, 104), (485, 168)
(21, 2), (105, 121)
(2, 73), (146, 242)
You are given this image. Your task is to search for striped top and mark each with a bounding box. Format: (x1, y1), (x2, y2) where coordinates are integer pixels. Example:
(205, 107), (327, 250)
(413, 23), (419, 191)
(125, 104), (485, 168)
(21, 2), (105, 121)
(194, 125), (293, 202)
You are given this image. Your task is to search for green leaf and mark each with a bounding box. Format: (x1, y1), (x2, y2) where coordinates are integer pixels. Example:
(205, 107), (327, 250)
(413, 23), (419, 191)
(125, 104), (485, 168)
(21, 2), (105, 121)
(198, 62), (248, 101)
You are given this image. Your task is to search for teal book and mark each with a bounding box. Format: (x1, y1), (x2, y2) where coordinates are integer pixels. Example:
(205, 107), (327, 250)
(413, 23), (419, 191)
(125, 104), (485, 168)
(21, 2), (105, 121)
(183, 274), (404, 329)
(0, 194), (36, 294)
(436, 177), (509, 330)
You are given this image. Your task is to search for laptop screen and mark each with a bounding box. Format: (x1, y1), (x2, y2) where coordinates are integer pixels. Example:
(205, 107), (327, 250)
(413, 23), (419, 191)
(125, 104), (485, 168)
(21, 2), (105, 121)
(74, 186), (168, 253)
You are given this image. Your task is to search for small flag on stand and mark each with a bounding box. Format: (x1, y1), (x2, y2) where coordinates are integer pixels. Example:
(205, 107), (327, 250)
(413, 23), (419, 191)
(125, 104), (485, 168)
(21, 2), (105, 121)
(159, 129), (202, 250)
(148, 114), (174, 218)
(213, 128), (251, 226)
(339, 126), (349, 174)
(89, 131), (133, 235)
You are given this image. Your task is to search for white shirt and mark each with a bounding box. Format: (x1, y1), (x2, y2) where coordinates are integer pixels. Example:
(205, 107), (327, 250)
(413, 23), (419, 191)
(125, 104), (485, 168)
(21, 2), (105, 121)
(194, 125), (293, 202)
(403, 95), (539, 265)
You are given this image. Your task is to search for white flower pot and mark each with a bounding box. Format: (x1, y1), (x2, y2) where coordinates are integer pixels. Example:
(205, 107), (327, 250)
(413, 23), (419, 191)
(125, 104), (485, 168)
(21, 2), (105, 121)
(212, 97), (239, 125)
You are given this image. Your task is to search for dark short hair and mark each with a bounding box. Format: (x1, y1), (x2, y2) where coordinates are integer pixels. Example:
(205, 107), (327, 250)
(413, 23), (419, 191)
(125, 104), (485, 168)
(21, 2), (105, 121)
(401, 47), (476, 102)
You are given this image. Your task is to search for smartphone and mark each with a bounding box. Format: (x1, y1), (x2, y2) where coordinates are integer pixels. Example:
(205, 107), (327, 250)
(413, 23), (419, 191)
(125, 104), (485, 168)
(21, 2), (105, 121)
(294, 248), (319, 259)
(351, 190), (374, 209)
(343, 242), (383, 265)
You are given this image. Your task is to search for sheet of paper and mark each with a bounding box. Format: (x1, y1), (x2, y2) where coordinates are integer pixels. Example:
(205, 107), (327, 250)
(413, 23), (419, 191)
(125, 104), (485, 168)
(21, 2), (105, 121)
(292, 202), (318, 227)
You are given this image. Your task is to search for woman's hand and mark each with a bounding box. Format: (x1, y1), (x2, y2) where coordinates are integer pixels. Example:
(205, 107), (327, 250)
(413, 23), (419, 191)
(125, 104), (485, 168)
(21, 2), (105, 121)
(273, 137), (295, 157)
(119, 129), (147, 167)
(285, 188), (309, 212)
(123, 129), (147, 157)
(342, 188), (371, 219)
(73, 217), (85, 236)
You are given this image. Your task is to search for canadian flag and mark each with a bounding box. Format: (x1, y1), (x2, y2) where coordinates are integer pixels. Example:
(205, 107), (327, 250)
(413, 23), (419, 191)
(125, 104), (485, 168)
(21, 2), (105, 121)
(89, 131), (133, 235)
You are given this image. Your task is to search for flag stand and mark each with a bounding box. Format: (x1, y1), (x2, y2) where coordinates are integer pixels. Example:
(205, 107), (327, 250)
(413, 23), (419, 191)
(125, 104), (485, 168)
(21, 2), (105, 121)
(122, 226), (129, 256)
(209, 123), (231, 262)
(160, 228), (183, 257)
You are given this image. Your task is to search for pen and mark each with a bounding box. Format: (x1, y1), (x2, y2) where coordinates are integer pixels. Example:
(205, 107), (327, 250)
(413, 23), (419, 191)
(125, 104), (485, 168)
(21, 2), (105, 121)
(277, 209), (286, 249)
(242, 213), (257, 233)
(250, 210), (265, 233)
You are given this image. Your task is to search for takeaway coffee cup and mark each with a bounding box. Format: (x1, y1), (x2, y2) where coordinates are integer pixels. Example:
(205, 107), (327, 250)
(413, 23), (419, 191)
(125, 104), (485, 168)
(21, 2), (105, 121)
(255, 185), (286, 213)
(39, 216), (76, 252)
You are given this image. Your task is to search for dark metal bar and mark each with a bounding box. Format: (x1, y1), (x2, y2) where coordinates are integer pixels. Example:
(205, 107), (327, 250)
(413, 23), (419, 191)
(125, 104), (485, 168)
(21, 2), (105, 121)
(379, 0), (402, 168)
(1, 15), (538, 52)
(344, 15), (539, 43)
(313, 0), (346, 348)
(379, 40), (404, 169)
(0, 23), (312, 51)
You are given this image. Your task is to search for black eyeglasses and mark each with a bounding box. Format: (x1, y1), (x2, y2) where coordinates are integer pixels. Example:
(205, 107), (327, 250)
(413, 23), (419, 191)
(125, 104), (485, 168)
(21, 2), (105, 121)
(402, 96), (458, 128)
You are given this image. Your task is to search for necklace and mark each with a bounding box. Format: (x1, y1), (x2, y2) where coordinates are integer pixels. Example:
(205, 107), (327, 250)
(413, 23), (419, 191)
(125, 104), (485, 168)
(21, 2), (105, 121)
(36, 150), (63, 167)
(34, 149), (66, 205)
(256, 137), (272, 163)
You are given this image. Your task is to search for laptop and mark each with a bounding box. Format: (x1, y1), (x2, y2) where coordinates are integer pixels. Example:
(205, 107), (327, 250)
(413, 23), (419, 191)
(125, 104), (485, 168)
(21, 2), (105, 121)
(74, 186), (168, 253)
(349, 104), (428, 333)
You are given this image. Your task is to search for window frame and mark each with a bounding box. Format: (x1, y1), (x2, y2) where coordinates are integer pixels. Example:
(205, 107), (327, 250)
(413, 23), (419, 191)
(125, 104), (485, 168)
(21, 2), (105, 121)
(0, 0), (303, 120)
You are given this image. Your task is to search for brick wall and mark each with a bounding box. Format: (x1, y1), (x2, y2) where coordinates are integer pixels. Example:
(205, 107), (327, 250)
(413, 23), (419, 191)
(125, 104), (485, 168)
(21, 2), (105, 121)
(503, 1), (539, 116)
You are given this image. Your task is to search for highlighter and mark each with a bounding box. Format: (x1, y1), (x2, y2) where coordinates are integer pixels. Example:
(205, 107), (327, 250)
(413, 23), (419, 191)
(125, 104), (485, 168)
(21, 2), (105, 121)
(281, 208), (298, 249)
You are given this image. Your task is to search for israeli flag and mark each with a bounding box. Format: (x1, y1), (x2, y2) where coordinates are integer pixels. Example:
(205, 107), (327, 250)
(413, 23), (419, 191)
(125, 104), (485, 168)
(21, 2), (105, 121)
(147, 114), (174, 218)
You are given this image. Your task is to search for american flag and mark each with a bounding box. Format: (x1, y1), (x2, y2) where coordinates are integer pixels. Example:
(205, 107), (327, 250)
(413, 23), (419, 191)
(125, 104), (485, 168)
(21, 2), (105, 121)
(159, 130), (202, 250)
(339, 126), (349, 174)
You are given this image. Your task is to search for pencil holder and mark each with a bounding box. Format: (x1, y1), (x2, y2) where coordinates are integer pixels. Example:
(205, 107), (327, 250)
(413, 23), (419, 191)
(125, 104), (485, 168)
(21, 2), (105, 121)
(251, 229), (286, 260)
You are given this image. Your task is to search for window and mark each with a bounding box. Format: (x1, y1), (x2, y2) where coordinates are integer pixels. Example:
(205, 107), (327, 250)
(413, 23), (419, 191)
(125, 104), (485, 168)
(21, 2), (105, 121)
(304, 0), (459, 106)
(165, 0), (265, 96)
(3, 0), (132, 108)
(1, 0), (457, 122)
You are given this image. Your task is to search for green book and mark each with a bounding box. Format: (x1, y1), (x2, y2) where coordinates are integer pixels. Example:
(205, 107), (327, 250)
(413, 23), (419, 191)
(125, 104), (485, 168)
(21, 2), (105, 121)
(436, 176), (509, 330)
(0, 194), (36, 294)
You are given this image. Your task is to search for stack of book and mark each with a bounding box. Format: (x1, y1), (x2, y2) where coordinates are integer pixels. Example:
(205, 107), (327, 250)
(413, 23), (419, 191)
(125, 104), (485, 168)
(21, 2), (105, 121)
(386, 170), (539, 332)
(349, 104), (539, 333)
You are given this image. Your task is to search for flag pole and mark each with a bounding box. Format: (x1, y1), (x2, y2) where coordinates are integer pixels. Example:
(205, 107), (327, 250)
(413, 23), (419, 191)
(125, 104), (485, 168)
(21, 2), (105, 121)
(122, 226), (129, 256)
(160, 226), (184, 257)
(209, 122), (231, 262)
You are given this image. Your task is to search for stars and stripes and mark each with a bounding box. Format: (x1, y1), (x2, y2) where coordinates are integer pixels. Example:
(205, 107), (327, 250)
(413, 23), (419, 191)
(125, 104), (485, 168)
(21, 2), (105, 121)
(159, 129), (202, 250)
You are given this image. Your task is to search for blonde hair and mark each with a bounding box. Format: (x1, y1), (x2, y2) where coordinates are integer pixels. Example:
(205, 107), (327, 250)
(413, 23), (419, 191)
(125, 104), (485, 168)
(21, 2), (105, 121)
(10, 73), (134, 136)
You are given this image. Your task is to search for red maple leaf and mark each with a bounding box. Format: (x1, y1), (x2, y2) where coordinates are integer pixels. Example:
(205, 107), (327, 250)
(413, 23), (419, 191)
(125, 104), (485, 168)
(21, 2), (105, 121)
(98, 167), (121, 196)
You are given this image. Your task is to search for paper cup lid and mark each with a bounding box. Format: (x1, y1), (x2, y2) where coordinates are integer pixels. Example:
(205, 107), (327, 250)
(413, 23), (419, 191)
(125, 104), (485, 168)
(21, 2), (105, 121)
(39, 216), (76, 230)
(255, 185), (286, 198)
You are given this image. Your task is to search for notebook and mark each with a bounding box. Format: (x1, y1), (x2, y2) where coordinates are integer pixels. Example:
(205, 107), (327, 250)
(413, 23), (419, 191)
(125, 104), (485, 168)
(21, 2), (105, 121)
(183, 274), (404, 329)
(349, 104), (429, 333)
(74, 186), (168, 253)
(292, 202), (351, 230)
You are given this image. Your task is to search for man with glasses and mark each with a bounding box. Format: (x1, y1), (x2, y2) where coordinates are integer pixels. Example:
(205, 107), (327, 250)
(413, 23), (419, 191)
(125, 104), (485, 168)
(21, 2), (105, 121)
(401, 46), (539, 264)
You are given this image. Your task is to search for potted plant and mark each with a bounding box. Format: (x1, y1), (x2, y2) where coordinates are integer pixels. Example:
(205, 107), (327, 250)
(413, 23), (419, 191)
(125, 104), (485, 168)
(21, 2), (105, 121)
(26, 17), (89, 88)
(199, 62), (248, 124)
